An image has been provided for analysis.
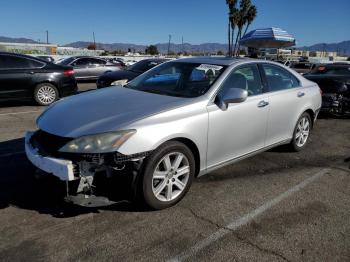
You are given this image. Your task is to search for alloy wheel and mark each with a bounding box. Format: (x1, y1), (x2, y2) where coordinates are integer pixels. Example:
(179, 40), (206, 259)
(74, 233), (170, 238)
(37, 85), (56, 105)
(295, 116), (310, 147)
(152, 152), (190, 202)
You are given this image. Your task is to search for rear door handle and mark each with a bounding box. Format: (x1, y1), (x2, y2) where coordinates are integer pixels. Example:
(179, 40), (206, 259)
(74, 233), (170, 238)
(257, 100), (269, 107)
(26, 71), (35, 75)
(297, 92), (305, 97)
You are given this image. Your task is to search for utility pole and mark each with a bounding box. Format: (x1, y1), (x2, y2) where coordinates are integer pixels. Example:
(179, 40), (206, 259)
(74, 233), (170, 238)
(182, 36), (184, 54)
(93, 32), (96, 50)
(46, 30), (49, 44)
(167, 34), (172, 56)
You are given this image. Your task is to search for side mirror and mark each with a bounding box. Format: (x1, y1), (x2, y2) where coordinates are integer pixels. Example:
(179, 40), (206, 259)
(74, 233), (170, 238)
(217, 88), (248, 110)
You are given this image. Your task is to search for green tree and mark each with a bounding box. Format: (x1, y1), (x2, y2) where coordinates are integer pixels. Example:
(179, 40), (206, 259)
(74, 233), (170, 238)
(145, 45), (159, 55)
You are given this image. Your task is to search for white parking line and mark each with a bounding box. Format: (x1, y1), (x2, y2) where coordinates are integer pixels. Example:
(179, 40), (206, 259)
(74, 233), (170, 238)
(168, 168), (330, 262)
(0, 110), (42, 116)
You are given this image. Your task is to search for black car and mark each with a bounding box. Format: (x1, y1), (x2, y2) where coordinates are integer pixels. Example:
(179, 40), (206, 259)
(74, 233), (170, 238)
(96, 58), (169, 88)
(289, 61), (316, 75)
(57, 56), (122, 81)
(0, 52), (77, 105)
(304, 64), (350, 115)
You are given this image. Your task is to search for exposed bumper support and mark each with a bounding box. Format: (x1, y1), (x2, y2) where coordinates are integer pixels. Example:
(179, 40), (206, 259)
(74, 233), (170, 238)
(25, 132), (76, 181)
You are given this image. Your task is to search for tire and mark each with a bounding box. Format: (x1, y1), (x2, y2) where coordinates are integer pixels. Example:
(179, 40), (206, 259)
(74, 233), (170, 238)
(137, 141), (195, 210)
(289, 112), (312, 152)
(34, 83), (59, 106)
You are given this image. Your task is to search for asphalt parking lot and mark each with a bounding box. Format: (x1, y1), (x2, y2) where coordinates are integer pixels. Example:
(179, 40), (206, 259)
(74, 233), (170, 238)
(0, 82), (349, 262)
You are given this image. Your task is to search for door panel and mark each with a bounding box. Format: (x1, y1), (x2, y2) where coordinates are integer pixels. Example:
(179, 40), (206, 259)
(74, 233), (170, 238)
(207, 94), (269, 168)
(0, 55), (38, 99)
(265, 87), (306, 145)
(71, 58), (92, 79)
(261, 63), (306, 146)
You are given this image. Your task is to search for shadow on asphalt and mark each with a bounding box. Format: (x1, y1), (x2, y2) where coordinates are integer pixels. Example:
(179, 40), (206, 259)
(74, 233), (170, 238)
(0, 101), (38, 108)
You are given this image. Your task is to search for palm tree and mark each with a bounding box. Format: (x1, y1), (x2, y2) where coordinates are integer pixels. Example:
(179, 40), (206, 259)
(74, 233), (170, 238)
(236, 5), (257, 54)
(233, 0), (251, 56)
(226, 0), (237, 56)
(226, 0), (257, 56)
(230, 8), (240, 56)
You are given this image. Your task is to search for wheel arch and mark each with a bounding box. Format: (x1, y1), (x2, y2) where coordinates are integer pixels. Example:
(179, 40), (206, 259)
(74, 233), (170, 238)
(304, 108), (315, 128)
(163, 137), (201, 177)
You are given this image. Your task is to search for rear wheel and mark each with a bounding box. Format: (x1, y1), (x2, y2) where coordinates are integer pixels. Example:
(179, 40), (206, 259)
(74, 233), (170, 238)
(138, 141), (195, 210)
(289, 112), (312, 151)
(34, 83), (58, 106)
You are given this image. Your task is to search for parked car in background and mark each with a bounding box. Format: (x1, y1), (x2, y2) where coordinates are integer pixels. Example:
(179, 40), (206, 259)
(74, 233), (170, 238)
(36, 55), (55, 63)
(97, 58), (169, 88)
(57, 56), (122, 80)
(304, 64), (350, 115)
(288, 61), (316, 75)
(0, 52), (77, 105)
(25, 57), (321, 209)
(103, 57), (126, 68)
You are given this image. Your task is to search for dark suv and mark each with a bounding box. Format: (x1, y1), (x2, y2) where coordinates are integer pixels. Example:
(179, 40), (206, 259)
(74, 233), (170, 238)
(0, 52), (77, 105)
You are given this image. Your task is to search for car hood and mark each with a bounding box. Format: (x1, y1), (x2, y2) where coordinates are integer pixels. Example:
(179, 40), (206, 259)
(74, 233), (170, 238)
(37, 87), (193, 138)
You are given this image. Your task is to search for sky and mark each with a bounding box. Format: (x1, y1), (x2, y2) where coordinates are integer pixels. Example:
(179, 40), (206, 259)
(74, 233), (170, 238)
(0, 0), (349, 46)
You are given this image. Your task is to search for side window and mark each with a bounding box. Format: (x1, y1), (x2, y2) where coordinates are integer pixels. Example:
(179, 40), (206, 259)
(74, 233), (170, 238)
(0, 55), (32, 69)
(325, 68), (350, 75)
(28, 59), (45, 68)
(220, 64), (263, 96)
(73, 58), (90, 66)
(89, 58), (106, 65)
(262, 64), (299, 92)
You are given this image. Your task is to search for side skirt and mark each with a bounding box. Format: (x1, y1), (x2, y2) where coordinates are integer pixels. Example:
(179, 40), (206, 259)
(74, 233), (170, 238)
(198, 139), (291, 177)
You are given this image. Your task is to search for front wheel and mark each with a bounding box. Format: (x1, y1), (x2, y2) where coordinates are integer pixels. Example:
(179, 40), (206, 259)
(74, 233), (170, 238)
(138, 141), (195, 210)
(34, 83), (59, 106)
(289, 112), (312, 151)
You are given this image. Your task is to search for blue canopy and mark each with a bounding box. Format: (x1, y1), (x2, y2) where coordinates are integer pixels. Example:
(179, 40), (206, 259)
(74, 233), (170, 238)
(239, 27), (296, 48)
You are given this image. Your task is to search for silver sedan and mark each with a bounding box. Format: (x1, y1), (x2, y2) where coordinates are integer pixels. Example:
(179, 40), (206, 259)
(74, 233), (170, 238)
(26, 57), (322, 209)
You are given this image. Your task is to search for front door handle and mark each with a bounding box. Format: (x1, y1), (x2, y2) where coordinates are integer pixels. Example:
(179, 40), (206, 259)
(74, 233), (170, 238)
(257, 100), (269, 107)
(297, 92), (305, 97)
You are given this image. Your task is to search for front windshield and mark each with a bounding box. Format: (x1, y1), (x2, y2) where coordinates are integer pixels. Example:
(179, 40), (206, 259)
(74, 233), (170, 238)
(125, 62), (226, 98)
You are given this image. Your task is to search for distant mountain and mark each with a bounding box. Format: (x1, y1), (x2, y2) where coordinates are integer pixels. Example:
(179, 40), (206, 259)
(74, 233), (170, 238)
(300, 40), (350, 55)
(0, 36), (39, 44)
(1, 35), (349, 55)
(64, 41), (228, 54)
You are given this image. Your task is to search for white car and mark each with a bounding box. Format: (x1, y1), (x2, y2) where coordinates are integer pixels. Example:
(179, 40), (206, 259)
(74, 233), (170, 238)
(25, 57), (322, 209)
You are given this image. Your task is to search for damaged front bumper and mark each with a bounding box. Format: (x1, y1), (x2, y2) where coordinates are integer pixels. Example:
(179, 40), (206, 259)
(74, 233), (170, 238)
(25, 132), (76, 181)
(25, 131), (149, 207)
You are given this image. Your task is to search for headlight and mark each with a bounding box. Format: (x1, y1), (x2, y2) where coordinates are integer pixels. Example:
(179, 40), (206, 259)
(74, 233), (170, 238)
(59, 130), (136, 153)
(111, 79), (128, 86)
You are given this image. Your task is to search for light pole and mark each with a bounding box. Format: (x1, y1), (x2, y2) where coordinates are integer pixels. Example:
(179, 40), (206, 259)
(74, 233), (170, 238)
(167, 34), (172, 56)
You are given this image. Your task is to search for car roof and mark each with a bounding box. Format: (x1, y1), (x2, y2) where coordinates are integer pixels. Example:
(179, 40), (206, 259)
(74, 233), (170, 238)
(0, 52), (48, 62)
(174, 56), (250, 66)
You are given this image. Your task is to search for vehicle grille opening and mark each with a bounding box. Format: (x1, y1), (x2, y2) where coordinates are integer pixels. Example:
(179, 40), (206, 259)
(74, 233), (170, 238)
(31, 130), (73, 156)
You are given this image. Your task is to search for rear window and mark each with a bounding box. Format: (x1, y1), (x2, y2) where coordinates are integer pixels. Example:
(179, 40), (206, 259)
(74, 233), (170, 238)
(0, 55), (45, 69)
